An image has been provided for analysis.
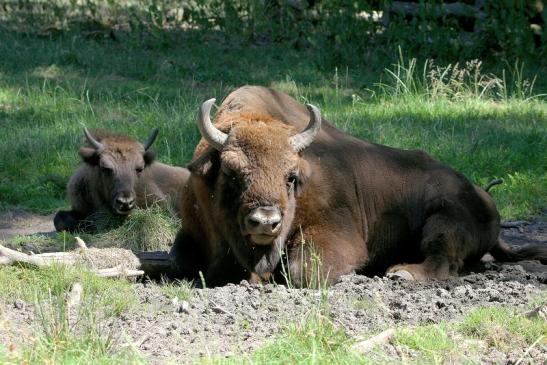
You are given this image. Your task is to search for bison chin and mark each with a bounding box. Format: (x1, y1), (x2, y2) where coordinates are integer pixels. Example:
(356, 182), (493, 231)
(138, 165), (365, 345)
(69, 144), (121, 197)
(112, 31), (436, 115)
(247, 234), (277, 246)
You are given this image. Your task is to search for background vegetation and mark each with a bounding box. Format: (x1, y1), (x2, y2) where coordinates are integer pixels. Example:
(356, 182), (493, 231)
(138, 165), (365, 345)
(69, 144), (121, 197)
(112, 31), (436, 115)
(0, 0), (545, 219)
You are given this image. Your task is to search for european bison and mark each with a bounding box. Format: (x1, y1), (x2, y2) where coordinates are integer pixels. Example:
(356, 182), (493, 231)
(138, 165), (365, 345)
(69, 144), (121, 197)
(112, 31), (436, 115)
(170, 86), (546, 286)
(54, 128), (189, 232)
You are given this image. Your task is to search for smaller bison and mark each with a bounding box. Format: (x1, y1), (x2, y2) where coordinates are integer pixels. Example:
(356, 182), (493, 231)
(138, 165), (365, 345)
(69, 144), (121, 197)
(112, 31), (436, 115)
(54, 128), (189, 232)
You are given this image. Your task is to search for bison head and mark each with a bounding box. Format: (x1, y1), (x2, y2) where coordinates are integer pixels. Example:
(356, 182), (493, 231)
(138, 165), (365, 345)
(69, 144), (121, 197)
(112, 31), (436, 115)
(189, 98), (321, 275)
(79, 128), (159, 215)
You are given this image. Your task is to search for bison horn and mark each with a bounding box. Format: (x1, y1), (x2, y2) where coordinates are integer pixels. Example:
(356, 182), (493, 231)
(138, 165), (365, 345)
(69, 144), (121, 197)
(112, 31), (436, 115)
(197, 98), (228, 151)
(143, 128), (159, 151)
(290, 104), (321, 152)
(84, 128), (105, 152)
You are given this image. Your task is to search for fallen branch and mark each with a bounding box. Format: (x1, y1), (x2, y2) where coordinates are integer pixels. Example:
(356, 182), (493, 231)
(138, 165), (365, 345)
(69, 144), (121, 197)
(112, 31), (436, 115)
(0, 238), (172, 279)
(352, 328), (396, 354)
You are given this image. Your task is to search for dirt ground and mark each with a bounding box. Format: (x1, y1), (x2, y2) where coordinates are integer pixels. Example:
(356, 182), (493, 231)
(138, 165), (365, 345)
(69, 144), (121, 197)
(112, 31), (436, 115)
(0, 211), (546, 363)
(0, 208), (56, 242)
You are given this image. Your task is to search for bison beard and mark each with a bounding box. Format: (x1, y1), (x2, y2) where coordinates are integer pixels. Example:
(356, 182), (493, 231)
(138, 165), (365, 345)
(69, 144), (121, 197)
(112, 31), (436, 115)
(171, 86), (547, 287)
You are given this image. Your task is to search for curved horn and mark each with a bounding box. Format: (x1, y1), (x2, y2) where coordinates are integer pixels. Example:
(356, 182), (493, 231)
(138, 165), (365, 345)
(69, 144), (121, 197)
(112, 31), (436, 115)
(197, 98), (228, 151)
(290, 104), (322, 152)
(84, 128), (104, 152)
(143, 128), (159, 151)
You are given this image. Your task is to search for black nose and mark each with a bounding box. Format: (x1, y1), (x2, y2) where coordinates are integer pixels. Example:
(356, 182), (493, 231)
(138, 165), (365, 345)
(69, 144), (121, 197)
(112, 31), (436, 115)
(244, 206), (282, 235)
(115, 196), (135, 210)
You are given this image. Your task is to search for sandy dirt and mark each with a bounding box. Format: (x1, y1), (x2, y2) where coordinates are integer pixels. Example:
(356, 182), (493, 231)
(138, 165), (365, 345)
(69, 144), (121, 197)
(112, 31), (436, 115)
(0, 208), (56, 242)
(0, 212), (545, 363)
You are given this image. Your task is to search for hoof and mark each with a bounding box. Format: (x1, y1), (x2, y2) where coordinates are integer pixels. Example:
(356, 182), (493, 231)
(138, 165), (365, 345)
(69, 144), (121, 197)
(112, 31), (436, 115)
(386, 270), (414, 281)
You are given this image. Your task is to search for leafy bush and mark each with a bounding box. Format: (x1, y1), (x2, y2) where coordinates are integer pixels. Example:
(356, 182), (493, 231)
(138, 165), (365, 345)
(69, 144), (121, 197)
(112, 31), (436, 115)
(1, 1), (542, 62)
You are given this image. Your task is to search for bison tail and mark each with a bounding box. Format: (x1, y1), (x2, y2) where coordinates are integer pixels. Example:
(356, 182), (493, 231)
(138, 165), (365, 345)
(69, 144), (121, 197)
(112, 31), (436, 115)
(483, 178), (504, 193)
(489, 239), (547, 265)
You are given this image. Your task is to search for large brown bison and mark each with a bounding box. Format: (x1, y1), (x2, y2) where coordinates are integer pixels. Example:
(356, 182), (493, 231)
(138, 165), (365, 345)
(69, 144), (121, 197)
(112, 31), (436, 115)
(54, 128), (189, 232)
(170, 86), (546, 286)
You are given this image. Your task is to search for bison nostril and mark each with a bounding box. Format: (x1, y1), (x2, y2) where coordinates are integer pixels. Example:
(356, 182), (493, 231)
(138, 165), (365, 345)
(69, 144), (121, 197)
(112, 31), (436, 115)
(245, 207), (282, 235)
(115, 196), (135, 207)
(247, 218), (260, 227)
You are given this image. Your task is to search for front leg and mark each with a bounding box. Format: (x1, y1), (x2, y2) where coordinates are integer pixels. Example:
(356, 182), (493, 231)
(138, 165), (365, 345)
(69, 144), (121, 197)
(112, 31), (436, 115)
(53, 210), (94, 232)
(285, 227), (367, 287)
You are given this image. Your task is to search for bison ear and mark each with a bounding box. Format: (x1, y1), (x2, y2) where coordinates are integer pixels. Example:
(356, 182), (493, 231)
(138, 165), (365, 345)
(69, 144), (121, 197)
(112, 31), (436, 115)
(143, 150), (156, 166)
(296, 158), (312, 194)
(79, 147), (99, 165)
(187, 150), (219, 178)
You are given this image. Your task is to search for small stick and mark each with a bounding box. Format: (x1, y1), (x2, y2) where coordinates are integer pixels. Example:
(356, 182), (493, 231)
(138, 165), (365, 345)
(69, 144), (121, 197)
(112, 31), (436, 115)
(95, 266), (144, 278)
(352, 328), (396, 354)
(74, 237), (88, 250)
(209, 301), (235, 317)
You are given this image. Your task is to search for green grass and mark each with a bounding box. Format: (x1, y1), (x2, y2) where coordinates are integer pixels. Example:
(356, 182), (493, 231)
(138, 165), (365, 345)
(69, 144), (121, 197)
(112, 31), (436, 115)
(0, 29), (545, 218)
(0, 264), (137, 314)
(459, 306), (547, 352)
(0, 265), (141, 364)
(158, 278), (193, 301)
(93, 205), (180, 251)
(206, 308), (365, 365)
(210, 303), (546, 365)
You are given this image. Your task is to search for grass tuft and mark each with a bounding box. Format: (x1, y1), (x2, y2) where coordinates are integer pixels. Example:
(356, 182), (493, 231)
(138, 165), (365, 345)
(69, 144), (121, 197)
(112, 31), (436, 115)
(458, 306), (547, 352)
(0, 265), (136, 315)
(159, 277), (194, 301)
(93, 205), (179, 252)
(210, 309), (362, 365)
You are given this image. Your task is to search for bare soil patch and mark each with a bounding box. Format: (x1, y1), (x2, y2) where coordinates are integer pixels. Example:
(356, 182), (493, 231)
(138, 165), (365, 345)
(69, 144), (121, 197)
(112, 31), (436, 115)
(0, 208), (55, 242)
(0, 212), (545, 363)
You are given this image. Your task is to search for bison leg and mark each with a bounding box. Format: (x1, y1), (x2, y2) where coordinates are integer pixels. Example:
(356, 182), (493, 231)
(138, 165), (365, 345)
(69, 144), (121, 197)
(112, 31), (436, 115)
(54, 210), (99, 233)
(169, 230), (247, 286)
(386, 214), (467, 280)
(285, 230), (366, 287)
(54, 210), (83, 232)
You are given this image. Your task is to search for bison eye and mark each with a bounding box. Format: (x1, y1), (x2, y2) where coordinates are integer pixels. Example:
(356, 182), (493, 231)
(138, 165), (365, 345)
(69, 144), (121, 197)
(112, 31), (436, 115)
(101, 166), (113, 175)
(136, 167), (144, 174)
(221, 164), (234, 177)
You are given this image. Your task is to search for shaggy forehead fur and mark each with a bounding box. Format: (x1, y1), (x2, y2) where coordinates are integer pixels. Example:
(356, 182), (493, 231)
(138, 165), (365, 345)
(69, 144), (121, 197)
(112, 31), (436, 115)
(87, 129), (145, 160)
(195, 113), (298, 168)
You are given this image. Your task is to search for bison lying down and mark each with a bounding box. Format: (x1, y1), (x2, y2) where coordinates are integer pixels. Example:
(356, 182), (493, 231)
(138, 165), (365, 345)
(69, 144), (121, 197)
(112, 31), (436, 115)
(54, 128), (189, 232)
(170, 86), (546, 286)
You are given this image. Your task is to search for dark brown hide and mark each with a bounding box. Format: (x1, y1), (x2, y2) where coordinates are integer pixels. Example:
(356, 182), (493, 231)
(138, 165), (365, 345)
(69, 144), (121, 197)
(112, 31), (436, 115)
(54, 129), (189, 232)
(171, 86), (547, 286)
